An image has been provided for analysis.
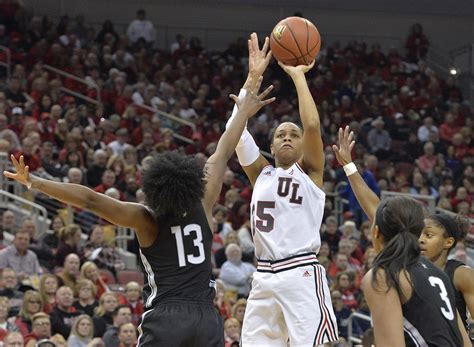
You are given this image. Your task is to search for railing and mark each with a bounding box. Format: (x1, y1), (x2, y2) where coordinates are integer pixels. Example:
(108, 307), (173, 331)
(0, 188), (49, 237)
(134, 103), (195, 144)
(347, 311), (372, 346)
(42, 64), (102, 105)
(381, 190), (436, 213)
(0, 45), (11, 81)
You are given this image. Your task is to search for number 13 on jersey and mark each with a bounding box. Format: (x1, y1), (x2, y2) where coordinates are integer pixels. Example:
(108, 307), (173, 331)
(171, 224), (205, 267)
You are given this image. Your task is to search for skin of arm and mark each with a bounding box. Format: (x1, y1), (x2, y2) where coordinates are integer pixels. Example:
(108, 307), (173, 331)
(362, 269), (406, 347)
(201, 76), (275, 224)
(454, 266), (474, 329)
(278, 60), (325, 189)
(332, 126), (381, 222)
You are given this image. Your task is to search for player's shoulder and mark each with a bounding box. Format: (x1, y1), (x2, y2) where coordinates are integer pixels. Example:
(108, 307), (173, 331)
(453, 264), (474, 290)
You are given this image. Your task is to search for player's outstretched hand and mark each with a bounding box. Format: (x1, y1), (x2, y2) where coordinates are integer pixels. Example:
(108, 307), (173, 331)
(278, 60), (315, 78)
(3, 155), (32, 187)
(332, 126), (355, 166)
(248, 32), (272, 79)
(229, 76), (275, 118)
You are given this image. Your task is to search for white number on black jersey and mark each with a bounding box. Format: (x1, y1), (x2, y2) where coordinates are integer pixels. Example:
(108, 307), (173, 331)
(428, 276), (455, 321)
(171, 224), (205, 267)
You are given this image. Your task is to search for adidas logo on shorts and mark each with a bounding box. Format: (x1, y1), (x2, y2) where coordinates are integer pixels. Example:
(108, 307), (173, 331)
(303, 270), (311, 277)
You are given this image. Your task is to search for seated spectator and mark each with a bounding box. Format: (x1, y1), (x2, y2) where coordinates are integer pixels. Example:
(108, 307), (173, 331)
(331, 272), (359, 310)
(0, 230), (42, 281)
(39, 274), (59, 314)
(417, 117), (438, 143)
(57, 253), (80, 290)
(0, 210), (16, 237)
(80, 262), (109, 299)
(214, 279), (231, 320)
(352, 294), (371, 340)
(56, 224), (84, 265)
(416, 142), (437, 175)
(8, 290), (43, 337)
(366, 117), (391, 159)
(0, 268), (23, 313)
(3, 332), (24, 347)
(93, 292), (118, 338)
(126, 9), (156, 45)
(86, 149), (107, 188)
(321, 216), (342, 254)
(67, 314), (97, 347)
(331, 290), (359, 341)
(24, 312), (51, 347)
(120, 282), (143, 327)
(328, 253), (351, 279)
(0, 297), (17, 338)
(231, 298), (247, 326)
(103, 305), (132, 347)
(117, 322), (137, 347)
(38, 215), (65, 253)
(84, 225), (125, 276)
(50, 286), (80, 339)
(73, 279), (98, 317)
(219, 244), (256, 297)
(224, 318), (240, 347)
(337, 238), (362, 271)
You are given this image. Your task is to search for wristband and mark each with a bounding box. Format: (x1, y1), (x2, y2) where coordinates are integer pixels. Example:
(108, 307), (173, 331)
(343, 162), (358, 176)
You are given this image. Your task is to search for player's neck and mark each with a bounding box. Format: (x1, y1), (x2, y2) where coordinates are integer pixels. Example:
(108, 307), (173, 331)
(433, 255), (448, 270)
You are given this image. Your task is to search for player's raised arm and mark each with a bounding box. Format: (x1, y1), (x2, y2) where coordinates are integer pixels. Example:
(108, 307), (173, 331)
(226, 33), (272, 185)
(332, 126), (380, 223)
(278, 60), (324, 188)
(203, 77), (275, 218)
(3, 155), (155, 245)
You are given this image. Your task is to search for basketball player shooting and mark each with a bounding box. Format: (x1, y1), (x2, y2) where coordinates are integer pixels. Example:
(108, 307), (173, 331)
(226, 33), (338, 346)
(3, 75), (275, 347)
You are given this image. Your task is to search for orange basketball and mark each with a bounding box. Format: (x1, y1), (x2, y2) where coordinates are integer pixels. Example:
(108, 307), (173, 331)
(270, 16), (321, 66)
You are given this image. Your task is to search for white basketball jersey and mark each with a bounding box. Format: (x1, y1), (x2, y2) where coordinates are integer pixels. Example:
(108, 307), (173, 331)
(250, 162), (325, 260)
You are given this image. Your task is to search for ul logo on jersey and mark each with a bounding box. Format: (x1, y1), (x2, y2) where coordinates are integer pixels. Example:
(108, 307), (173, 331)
(277, 177), (303, 204)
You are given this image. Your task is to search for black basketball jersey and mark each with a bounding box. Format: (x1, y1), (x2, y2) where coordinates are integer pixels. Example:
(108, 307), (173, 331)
(444, 259), (468, 329)
(402, 257), (463, 347)
(139, 203), (216, 308)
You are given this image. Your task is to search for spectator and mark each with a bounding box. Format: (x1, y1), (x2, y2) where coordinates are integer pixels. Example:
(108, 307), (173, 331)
(337, 238), (362, 271)
(0, 210), (16, 236)
(50, 286), (80, 339)
(331, 290), (356, 341)
(405, 23), (429, 62)
(3, 332), (24, 347)
(224, 318), (240, 347)
(67, 314), (97, 347)
(121, 282), (143, 326)
(8, 290), (43, 338)
(0, 297), (16, 338)
(56, 224), (84, 265)
(416, 141), (437, 175)
(330, 272), (359, 310)
(0, 268), (23, 313)
(417, 117), (438, 143)
(38, 215), (65, 253)
(439, 113), (461, 143)
(38, 274), (59, 314)
(103, 305), (132, 347)
(80, 262), (109, 300)
(231, 298), (247, 325)
(366, 117), (392, 159)
(219, 244), (256, 297)
(126, 9), (156, 45)
(0, 230), (42, 280)
(352, 294), (371, 340)
(93, 292), (118, 338)
(117, 322), (136, 347)
(57, 253), (80, 290)
(86, 150), (108, 187)
(24, 312), (51, 347)
(73, 279), (98, 317)
(328, 253), (351, 279)
(321, 216), (342, 254)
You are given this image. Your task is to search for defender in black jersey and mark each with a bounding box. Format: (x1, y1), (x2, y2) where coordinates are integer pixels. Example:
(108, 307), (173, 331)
(332, 126), (470, 346)
(419, 213), (474, 332)
(4, 77), (275, 346)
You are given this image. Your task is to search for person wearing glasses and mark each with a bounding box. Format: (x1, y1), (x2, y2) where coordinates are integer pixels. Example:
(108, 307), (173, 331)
(24, 312), (51, 347)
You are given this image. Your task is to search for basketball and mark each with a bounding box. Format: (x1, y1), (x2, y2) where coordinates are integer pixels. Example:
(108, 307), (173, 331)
(270, 16), (321, 66)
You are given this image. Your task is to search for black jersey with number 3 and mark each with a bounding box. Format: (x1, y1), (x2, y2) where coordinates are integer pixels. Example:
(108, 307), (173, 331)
(139, 203), (215, 308)
(402, 257), (463, 346)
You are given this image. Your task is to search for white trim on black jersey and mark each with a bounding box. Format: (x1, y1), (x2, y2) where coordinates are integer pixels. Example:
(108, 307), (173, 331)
(140, 249), (158, 308)
(137, 308), (154, 346)
(404, 318), (428, 347)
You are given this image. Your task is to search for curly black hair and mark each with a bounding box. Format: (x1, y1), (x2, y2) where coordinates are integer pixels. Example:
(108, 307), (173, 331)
(142, 151), (206, 218)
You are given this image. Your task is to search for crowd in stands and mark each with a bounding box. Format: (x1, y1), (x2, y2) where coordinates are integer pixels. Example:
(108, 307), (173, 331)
(0, 1), (472, 346)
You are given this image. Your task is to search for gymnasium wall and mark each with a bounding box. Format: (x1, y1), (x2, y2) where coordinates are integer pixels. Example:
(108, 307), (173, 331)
(23, 0), (473, 54)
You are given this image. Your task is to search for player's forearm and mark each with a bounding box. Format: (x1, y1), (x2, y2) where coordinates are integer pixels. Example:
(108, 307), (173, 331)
(347, 172), (380, 222)
(30, 176), (96, 210)
(292, 74), (320, 130)
(216, 110), (249, 161)
(243, 71), (261, 91)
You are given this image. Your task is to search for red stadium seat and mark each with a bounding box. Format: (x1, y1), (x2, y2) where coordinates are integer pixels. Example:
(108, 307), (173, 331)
(117, 270), (145, 286)
(99, 269), (117, 284)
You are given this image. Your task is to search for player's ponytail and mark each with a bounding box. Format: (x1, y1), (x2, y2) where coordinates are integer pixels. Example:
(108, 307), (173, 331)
(371, 197), (425, 299)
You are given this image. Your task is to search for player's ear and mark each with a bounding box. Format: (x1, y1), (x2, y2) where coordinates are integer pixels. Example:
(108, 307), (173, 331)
(444, 236), (455, 251)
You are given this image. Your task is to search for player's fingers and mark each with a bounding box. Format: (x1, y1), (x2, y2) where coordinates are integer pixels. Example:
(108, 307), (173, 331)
(3, 171), (14, 179)
(331, 144), (339, 154)
(251, 32), (259, 52)
(262, 36), (269, 53)
(308, 60), (316, 69)
(10, 154), (20, 171)
(344, 126), (350, 139)
(348, 131), (354, 142)
(338, 127), (343, 145)
(19, 155), (25, 169)
(261, 97), (276, 106)
(349, 141), (355, 152)
(25, 165), (29, 178)
(229, 94), (239, 105)
(258, 84), (274, 99)
(265, 50), (272, 63)
(248, 39), (252, 53)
